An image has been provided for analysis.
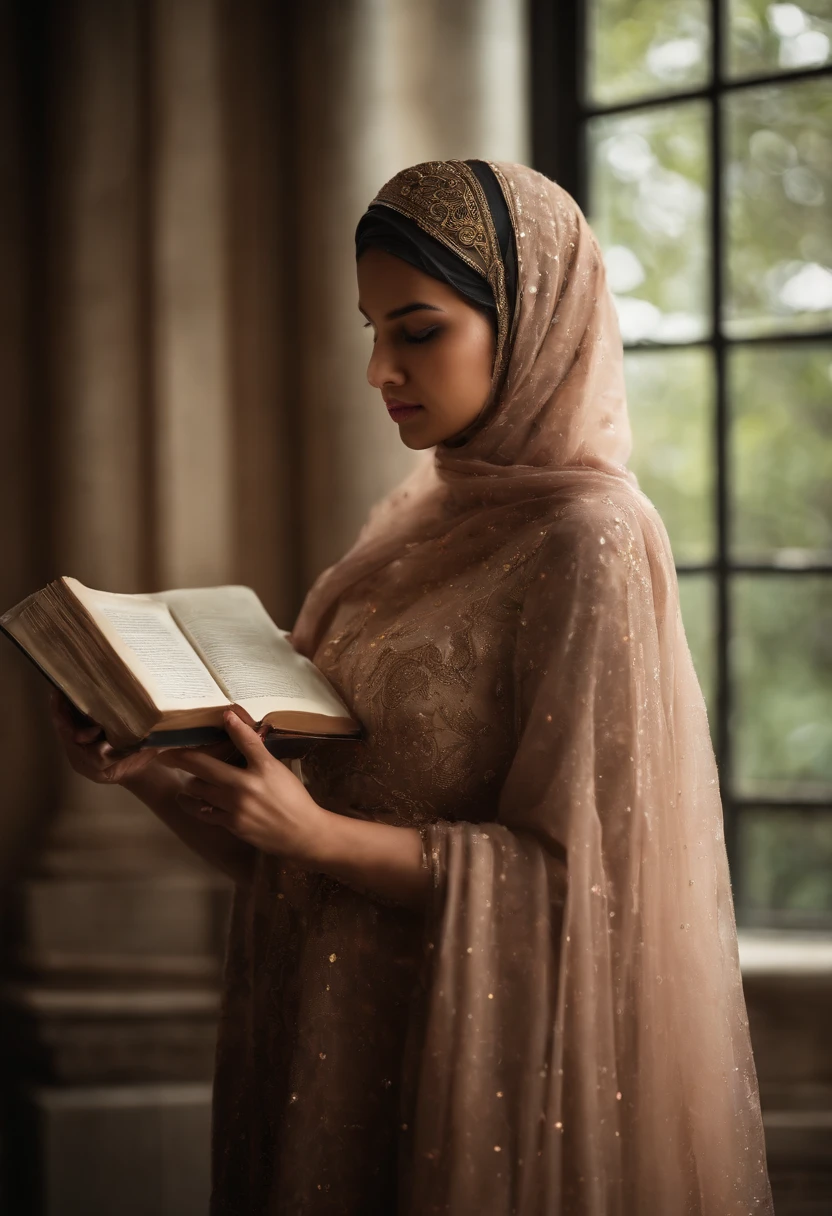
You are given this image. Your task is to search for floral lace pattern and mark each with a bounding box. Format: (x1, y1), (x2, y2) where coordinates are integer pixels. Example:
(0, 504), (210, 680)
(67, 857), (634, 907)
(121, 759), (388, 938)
(301, 557), (536, 828)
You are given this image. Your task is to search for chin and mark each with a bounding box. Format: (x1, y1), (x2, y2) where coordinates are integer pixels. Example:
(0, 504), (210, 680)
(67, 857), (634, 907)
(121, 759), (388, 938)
(395, 409), (480, 450)
(398, 431), (436, 451)
(393, 414), (440, 450)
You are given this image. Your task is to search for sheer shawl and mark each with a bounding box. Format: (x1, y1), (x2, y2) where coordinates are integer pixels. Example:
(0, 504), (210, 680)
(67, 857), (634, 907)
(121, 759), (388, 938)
(291, 162), (773, 1214)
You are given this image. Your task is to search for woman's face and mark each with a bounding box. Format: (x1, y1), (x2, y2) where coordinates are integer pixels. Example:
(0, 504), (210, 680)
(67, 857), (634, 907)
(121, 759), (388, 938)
(356, 248), (496, 449)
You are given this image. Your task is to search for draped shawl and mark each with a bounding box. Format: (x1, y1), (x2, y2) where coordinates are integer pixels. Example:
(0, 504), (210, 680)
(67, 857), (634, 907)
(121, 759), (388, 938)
(290, 161), (774, 1215)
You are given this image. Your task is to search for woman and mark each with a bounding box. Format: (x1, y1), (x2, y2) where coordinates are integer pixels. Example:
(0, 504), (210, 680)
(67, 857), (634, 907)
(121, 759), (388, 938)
(51, 160), (774, 1214)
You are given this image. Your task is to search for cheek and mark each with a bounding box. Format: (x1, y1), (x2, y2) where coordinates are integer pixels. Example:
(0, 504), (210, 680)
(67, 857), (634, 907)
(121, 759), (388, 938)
(429, 325), (495, 403)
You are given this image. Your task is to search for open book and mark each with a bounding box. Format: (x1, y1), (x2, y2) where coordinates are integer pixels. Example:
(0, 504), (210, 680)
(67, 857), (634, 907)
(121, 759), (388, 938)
(1, 577), (362, 751)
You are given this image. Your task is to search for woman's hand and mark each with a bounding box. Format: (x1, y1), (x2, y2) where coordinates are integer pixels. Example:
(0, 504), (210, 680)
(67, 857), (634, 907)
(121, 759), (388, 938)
(157, 708), (330, 863)
(48, 688), (169, 786)
(48, 689), (260, 885)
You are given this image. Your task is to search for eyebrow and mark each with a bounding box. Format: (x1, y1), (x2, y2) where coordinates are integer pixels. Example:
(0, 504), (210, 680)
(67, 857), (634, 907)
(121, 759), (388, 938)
(357, 301), (445, 322)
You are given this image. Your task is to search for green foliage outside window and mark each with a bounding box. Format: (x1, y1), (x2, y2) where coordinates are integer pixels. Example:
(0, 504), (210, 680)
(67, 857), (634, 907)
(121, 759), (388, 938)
(587, 0), (832, 924)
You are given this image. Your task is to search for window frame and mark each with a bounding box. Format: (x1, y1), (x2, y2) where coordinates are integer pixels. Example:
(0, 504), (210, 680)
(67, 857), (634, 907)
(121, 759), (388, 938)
(530, 0), (832, 925)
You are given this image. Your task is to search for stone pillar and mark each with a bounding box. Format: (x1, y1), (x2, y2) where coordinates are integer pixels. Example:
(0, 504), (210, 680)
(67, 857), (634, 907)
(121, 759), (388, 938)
(294, 0), (530, 584)
(1, 2), (231, 1210)
(0, 0), (59, 892)
(219, 0), (298, 625)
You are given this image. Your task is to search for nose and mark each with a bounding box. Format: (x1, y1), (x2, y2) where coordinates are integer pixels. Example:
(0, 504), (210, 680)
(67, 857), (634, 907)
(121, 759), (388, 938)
(366, 337), (406, 391)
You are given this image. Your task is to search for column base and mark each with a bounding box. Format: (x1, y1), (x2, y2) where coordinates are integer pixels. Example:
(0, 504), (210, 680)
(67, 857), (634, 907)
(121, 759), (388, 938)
(11, 1082), (212, 1216)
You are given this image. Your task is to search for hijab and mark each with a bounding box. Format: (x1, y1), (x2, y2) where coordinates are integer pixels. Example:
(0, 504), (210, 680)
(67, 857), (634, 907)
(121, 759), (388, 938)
(291, 161), (774, 1214)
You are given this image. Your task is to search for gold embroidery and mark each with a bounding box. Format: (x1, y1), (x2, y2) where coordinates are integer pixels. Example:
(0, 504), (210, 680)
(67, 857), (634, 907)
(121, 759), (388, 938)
(303, 545), (553, 831)
(372, 160), (512, 392)
(375, 163), (492, 276)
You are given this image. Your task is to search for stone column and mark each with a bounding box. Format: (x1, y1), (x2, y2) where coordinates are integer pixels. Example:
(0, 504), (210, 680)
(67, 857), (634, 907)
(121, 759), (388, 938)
(2, 2), (232, 1211)
(0, 0), (56, 891)
(219, 0), (298, 625)
(294, 0), (530, 585)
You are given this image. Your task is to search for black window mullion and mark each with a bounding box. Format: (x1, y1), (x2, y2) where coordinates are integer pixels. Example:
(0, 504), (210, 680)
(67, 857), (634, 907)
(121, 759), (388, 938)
(710, 0), (737, 890)
(677, 564), (832, 575)
(531, 0), (586, 208)
(736, 799), (832, 812)
(581, 62), (832, 121)
(621, 329), (832, 353)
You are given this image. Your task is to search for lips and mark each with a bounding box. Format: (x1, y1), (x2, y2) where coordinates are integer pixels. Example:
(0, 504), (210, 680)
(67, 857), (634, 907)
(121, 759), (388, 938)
(385, 399), (424, 421)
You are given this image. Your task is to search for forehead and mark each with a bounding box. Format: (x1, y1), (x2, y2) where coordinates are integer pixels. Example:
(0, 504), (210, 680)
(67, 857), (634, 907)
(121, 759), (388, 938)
(356, 249), (458, 309)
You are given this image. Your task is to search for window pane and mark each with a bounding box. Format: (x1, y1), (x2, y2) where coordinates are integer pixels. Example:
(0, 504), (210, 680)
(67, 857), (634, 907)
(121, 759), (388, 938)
(625, 349), (714, 562)
(678, 573), (717, 733)
(726, 0), (832, 80)
(730, 342), (832, 561)
(589, 101), (711, 343)
(732, 575), (832, 796)
(739, 808), (832, 927)
(587, 0), (710, 106)
(724, 76), (832, 338)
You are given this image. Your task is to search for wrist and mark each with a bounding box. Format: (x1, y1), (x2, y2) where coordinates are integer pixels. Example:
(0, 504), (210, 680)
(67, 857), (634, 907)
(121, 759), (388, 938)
(298, 813), (429, 912)
(290, 801), (340, 871)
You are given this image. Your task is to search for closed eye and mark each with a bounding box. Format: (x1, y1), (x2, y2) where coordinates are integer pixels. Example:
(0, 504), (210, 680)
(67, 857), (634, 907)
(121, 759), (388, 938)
(361, 321), (441, 344)
(404, 325), (440, 344)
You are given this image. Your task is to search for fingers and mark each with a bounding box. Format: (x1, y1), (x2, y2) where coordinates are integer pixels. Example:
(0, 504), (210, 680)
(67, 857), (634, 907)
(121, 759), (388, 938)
(175, 791), (234, 831)
(53, 710), (105, 748)
(176, 772), (240, 814)
(49, 689), (77, 737)
(158, 747), (244, 785)
(223, 708), (269, 765)
(199, 739), (239, 763)
(78, 739), (131, 777)
(47, 690), (144, 784)
(76, 723), (106, 744)
(49, 689), (102, 744)
(159, 711), (268, 777)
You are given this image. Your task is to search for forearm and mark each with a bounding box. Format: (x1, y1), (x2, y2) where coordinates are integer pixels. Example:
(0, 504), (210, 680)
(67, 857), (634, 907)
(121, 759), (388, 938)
(122, 766), (257, 886)
(308, 814), (430, 914)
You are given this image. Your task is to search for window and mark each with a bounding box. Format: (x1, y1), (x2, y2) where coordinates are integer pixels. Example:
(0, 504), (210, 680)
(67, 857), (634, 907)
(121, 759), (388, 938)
(532, 0), (832, 926)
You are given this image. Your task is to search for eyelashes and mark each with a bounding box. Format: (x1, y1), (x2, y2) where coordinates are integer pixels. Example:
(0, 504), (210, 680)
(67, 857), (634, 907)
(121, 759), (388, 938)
(361, 323), (441, 345)
(404, 325), (440, 345)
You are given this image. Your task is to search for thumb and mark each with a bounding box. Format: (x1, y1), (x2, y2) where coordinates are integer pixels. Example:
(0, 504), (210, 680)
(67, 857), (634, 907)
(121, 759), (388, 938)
(223, 708), (267, 765)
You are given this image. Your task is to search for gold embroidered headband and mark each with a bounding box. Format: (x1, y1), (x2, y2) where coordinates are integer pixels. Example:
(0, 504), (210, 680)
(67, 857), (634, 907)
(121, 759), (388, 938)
(371, 160), (514, 394)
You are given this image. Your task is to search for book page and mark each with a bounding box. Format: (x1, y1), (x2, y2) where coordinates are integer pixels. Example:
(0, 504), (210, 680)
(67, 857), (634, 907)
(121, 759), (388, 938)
(155, 584), (355, 723)
(65, 580), (228, 711)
